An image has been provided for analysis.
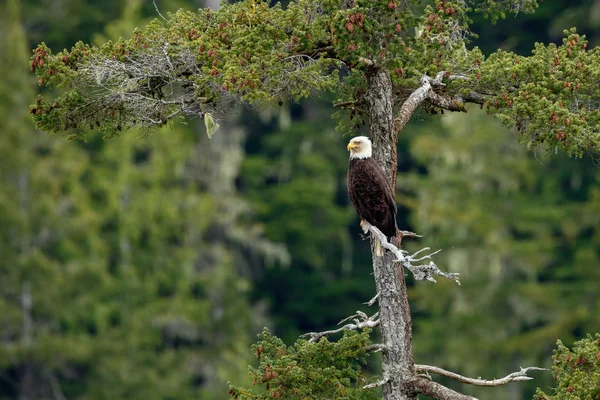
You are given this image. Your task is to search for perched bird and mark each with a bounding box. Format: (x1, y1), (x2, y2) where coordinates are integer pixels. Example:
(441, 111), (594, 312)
(347, 136), (398, 256)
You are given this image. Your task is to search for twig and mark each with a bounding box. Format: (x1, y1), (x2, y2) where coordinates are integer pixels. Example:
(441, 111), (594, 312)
(153, 0), (168, 22)
(366, 223), (460, 284)
(448, 74), (469, 81)
(333, 100), (358, 109)
(301, 311), (379, 342)
(399, 230), (423, 239)
(415, 365), (548, 387)
(363, 373), (390, 389)
(364, 292), (379, 306)
(365, 343), (387, 353)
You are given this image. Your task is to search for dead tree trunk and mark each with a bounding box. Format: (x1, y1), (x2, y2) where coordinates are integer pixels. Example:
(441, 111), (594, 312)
(366, 69), (417, 400)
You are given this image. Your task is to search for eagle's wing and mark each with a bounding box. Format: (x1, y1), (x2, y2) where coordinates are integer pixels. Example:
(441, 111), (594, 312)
(348, 158), (398, 238)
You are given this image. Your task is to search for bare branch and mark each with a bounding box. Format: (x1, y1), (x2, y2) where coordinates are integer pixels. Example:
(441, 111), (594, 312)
(363, 373), (390, 389)
(301, 311), (379, 342)
(365, 343), (388, 353)
(364, 291), (379, 306)
(448, 74), (469, 81)
(153, 0), (168, 22)
(399, 230), (423, 239)
(394, 71), (445, 134)
(427, 91), (467, 112)
(461, 91), (487, 105)
(394, 71), (493, 123)
(406, 377), (478, 400)
(365, 223), (461, 284)
(415, 365), (548, 387)
(333, 100), (357, 108)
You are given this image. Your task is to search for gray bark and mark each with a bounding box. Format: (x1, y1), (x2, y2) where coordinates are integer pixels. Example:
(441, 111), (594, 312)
(366, 69), (417, 400)
(406, 377), (477, 400)
(366, 69), (397, 184)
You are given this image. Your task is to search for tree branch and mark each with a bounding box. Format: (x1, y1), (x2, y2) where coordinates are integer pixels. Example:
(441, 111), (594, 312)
(415, 365), (548, 387)
(364, 291), (379, 306)
(427, 91), (467, 112)
(363, 373), (390, 389)
(394, 71), (492, 120)
(365, 343), (388, 353)
(394, 71), (445, 134)
(152, 0), (168, 22)
(333, 100), (358, 109)
(301, 311), (379, 343)
(461, 91), (486, 105)
(406, 377), (478, 400)
(365, 223), (461, 284)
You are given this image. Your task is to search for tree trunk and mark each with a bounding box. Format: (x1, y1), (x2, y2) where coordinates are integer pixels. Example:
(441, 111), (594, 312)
(366, 69), (417, 400)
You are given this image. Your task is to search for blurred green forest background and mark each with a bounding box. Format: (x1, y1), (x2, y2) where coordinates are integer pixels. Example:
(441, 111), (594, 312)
(1, 0), (600, 399)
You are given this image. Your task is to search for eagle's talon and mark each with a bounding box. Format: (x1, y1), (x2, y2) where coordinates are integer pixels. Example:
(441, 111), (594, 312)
(360, 219), (370, 234)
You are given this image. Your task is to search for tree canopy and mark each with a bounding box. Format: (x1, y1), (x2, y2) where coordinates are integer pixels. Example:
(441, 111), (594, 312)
(30, 0), (600, 157)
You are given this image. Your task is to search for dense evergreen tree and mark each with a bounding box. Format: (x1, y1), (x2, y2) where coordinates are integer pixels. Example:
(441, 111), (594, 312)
(534, 334), (600, 399)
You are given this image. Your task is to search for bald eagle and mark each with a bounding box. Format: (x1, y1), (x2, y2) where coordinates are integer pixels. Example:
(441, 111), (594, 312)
(347, 136), (398, 257)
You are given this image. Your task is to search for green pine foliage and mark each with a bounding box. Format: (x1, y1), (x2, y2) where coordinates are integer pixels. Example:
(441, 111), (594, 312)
(475, 28), (600, 157)
(228, 328), (379, 400)
(534, 334), (600, 400)
(28, 0), (600, 157)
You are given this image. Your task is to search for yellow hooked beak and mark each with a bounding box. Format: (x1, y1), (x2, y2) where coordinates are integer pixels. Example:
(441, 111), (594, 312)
(347, 142), (358, 151)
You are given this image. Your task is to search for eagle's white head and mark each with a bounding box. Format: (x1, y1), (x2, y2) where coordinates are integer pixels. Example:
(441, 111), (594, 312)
(347, 136), (372, 159)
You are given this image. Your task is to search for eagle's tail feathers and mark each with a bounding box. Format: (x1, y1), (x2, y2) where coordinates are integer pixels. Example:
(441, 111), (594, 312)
(375, 238), (383, 257)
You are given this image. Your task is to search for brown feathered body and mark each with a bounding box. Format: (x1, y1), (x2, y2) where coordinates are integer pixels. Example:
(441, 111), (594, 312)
(347, 157), (398, 241)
